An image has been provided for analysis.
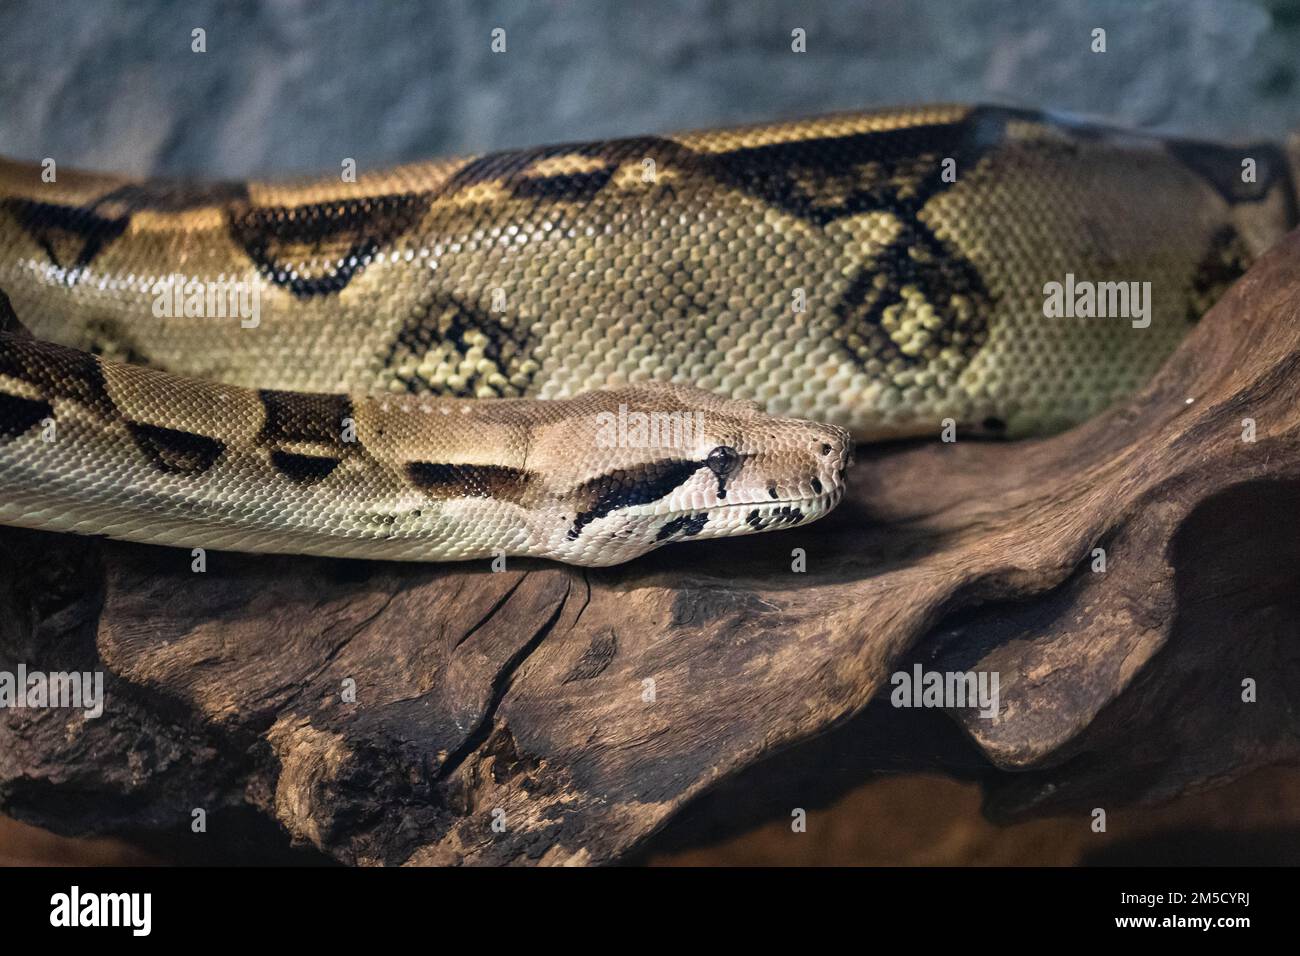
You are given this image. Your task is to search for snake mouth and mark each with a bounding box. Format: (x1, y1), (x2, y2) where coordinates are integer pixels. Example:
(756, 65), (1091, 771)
(728, 489), (846, 532)
(643, 486), (846, 540)
(557, 484), (847, 565)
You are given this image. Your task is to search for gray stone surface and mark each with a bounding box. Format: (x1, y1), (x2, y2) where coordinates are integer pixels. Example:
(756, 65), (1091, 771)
(2, 0), (1299, 177)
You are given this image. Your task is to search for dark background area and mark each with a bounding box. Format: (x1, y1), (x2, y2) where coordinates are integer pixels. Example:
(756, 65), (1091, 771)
(3, 0), (1300, 865)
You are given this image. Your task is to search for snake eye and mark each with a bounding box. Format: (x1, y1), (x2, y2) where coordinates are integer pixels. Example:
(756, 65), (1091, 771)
(706, 445), (741, 476)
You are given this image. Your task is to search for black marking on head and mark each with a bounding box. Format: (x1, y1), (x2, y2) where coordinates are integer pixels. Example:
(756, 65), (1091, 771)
(228, 192), (430, 298)
(258, 390), (353, 447)
(767, 485), (779, 500)
(126, 422), (224, 475)
(774, 506), (805, 526)
(656, 512), (709, 542)
(567, 459), (704, 540)
(0, 337), (116, 416)
(382, 290), (537, 398)
(981, 416), (1007, 435)
(811, 477), (823, 495)
(0, 392), (52, 439)
(271, 450), (342, 485)
(746, 506), (805, 531)
(406, 462), (535, 503)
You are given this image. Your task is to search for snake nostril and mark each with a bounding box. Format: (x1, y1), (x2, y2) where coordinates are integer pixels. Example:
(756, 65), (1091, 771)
(820, 443), (832, 456)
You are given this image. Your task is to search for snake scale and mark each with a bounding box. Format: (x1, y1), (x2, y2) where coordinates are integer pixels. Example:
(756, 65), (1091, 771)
(0, 104), (1293, 565)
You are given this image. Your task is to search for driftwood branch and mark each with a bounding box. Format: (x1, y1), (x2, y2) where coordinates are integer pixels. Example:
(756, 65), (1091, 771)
(5, 231), (1300, 865)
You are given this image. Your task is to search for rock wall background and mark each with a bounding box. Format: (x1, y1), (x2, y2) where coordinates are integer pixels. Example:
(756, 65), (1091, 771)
(3, 0), (1300, 176)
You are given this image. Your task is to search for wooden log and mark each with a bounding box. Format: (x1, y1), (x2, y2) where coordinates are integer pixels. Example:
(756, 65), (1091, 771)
(4, 231), (1300, 865)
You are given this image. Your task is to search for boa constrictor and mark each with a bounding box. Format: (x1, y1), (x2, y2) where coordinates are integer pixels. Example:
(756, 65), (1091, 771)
(0, 104), (1293, 565)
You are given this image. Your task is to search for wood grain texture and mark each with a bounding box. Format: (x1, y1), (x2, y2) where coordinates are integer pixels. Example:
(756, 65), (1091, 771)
(4, 230), (1300, 864)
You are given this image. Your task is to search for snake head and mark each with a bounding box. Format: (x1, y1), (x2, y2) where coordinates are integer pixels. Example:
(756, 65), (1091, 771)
(532, 383), (852, 566)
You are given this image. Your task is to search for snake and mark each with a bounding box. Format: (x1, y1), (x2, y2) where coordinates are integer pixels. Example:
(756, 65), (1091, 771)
(0, 104), (1293, 565)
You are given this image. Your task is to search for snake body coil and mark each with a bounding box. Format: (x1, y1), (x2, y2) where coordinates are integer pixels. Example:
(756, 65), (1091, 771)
(0, 105), (1293, 564)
